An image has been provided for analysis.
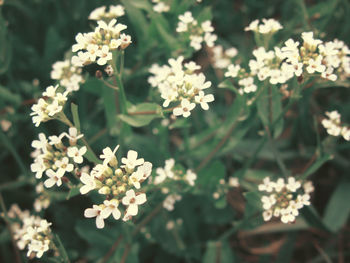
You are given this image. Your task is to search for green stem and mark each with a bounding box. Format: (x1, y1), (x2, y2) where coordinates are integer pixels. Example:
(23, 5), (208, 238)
(265, 125), (290, 178)
(53, 234), (70, 263)
(114, 72), (127, 115)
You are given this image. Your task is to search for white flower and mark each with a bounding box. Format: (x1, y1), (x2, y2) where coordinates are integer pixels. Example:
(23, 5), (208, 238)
(119, 33), (132, 49)
(306, 56), (326, 74)
(163, 194), (182, 211)
(228, 177), (239, 187)
(135, 161), (153, 181)
(286, 177), (301, 192)
(201, 21), (214, 32)
(96, 45), (112, 65)
(55, 157), (74, 173)
(261, 195), (276, 210)
(31, 133), (48, 151)
(274, 178), (285, 192)
(204, 33), (217, 47)
(31, 158), (46, 179)
(225, 64), (241, 78)
(184, 169), (197, 186)
(303, 181), (314, 194)
(129, 171), (142, 189)
(173, 99), (196, 118)
(63, 127), (84, 145)
(122, 190), (147, 216)
(67, 146), (87, 164)
(121, 150), (144, 170)
(44, 169), (65, 188)
(79, 172), (96, 194)
(262, 209), (273, 221)
(84, 205), (105, 229)
(195, 91), (214, 110)
(258, 177), (275, 192)
(100, 145), (119, 166)
(101, 199), (121, 220)
(153, 2), (170, 13)
(341, 127), (350, 141)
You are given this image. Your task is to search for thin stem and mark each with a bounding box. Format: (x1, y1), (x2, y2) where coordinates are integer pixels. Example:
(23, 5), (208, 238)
(120, 244), (131, 263)
(0, 177), (33, 191)
(113, 68), (127, 115)
(128, 106), (178, 116)
(99, 235), (123, 263)
(264, 126), (290, 178)
(53, 234), (70, 263)
(101, 79), (119, 91)
(120, 51), (125, 77)
(0, 193), (22, 263)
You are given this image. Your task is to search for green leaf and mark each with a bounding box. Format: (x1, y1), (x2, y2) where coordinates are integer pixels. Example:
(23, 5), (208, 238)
(203, 240), (235, 263)
(323, 180), (350, 232)
(275, 233), (297, 263)
(243, 191), (264, 230)
(256, 85), (284, 138)
(75, 220), (120, 260)
(102, 86), (118, 134)
(301, 205), (330, 232)
(70, 103), (80, 132)
(118, 103), (163, 127)
(121, 0), (149, 47)
(197, 160), (225, 192)
(299, 153), (333, 180)
(66, 186), (80, 200)
(218, 80), (239, 93)
(82, 78), (102, 95)
(196, 6), (213, 23)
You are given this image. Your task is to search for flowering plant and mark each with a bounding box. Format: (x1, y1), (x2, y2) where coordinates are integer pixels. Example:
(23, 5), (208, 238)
(1, 0), (350, 262)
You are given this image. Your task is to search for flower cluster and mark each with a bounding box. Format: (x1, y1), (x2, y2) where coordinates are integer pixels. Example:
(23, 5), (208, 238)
(33, 183), (51, 212)
(211, 45), (238, 69)
(152, 0), (170, 13)
(321, 110), (350, 140)
(176, 11), (217, 50)
(150, 159), (197, 211)
(212, 177), (240, 200)
(88, 5), (125, 21)
(148, 56), (214, 118)
(8, 205), (53, 259)
(30, 127), (86, 188)
(72, 18), (131, 66)
(51, 59), (84, 93)
(82, 146), (152, 228)
(30, 85), (68, 127)
(259, 177), (314, 224)
(225, 27), (350, 94)
(244, 18), (283, 34)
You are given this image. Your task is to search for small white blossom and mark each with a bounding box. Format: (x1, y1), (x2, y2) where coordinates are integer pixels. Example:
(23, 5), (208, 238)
(67, 146), (87, 164)
(80, 172), (96, 194)
(84, 205), (105, 229)
(122, 190), (147, 216)
(44, 169), (65, 188)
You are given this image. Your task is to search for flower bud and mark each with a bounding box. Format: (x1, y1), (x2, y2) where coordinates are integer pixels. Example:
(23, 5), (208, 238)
(98, 186), (111, 195)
